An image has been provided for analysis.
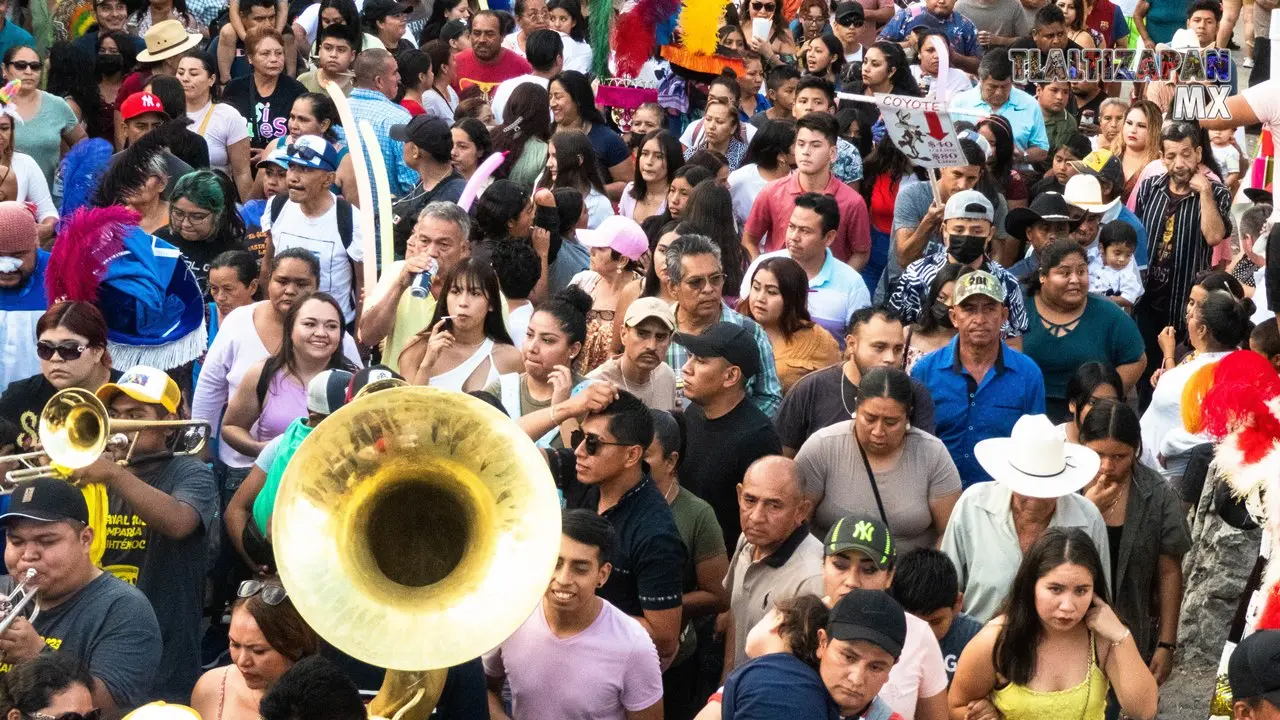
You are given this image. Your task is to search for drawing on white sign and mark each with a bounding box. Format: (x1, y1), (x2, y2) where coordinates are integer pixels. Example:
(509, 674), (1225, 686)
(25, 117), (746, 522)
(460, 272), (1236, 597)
(878, 101), (963, 168)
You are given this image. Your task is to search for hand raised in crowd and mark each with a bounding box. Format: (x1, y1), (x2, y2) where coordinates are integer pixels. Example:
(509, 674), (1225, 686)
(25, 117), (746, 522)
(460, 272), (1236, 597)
(549, 364), (576, 406)
(747, 35), (776, 62)
(0, 616), (46, 662)
(399, 254), (439, 289)
(418, 318), (456, 374)
(963, 698), (1001, 720)
(921, 202), (945, 233)
(1156, 326), (1176, 359)
(72, 453), (124, 488)
(1084, 597), (1130, 646)
(558, 380), (620, 422)
(1188, 171), (1211, 195)
(1084, 471), (1123, 515)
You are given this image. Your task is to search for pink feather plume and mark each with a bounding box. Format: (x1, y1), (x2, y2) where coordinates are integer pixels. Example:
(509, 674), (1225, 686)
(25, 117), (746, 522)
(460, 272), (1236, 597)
(614, 0), (682, 77)
(45, 205), (140, 303)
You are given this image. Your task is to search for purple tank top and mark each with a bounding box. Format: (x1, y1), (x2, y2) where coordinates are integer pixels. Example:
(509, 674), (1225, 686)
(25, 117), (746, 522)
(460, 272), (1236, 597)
(253, 372), (307, 443)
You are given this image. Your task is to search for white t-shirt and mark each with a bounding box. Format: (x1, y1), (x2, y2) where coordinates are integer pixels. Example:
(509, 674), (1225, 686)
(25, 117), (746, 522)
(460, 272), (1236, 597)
(421, 86), (458, 123)
(561, 35), (593, 73)
(508, 302), (534, 350)
(293, 0), (382, 47)
(490, 74), (551, 125)
(1244, 82), (1280, 225)
(13, 153), (55, 221)
(502, 31), (527, 57)
(188, 102), (250, 172)
(261, 194), (365, 322)
(728, 163), (768, 228)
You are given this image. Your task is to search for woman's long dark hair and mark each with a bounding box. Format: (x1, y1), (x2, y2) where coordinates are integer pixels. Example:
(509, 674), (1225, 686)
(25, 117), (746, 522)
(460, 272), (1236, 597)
(1196, 290), (1256, 350)
(425, 258), (515, 345)
(295, 92), (342, 144)
(629, 130), (682, 201)
(473, 180), (530, 243)
(851, 41), (921, 97)
(261, 291), (356, 388)
(453, 116), (493, 165)
(47, 42), (113, 141)
(642, 219), (681, 297)
(1029, 239), (1088, 297)
(550, 70), (607, 128)
(1064, 361), (1123, 427)
(978, 115), (1016, 194)
(545, 130), (607, 195)
(915, 263), (972, 334)
(0, 654), (95, 717)
(494, 83), (552, 179)
(741, 256), (814, 338)
(679, 182), (746, 292)
(1077, 398), (1141, 453)
(99, 30), (139, 77)
(859, 135), (915, 207)
(995, 528), (1110, 686)
(807, 34), (844, 84)
(548, 0), (588, 41)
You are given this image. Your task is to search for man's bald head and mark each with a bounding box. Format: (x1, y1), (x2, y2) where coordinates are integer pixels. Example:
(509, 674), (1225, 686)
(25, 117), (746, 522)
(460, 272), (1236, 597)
(354, 48), (396, 94)
(738, 456), (811, 551)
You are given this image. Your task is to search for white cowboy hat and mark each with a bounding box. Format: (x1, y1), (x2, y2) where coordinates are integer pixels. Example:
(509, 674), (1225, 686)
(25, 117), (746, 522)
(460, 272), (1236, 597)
(974, 414), (1101, 498)
(1064, 174), (1119, 215)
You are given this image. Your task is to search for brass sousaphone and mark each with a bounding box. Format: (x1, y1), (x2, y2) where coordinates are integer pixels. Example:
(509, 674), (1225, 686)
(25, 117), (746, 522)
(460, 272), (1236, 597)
(271, 387), (562, 720)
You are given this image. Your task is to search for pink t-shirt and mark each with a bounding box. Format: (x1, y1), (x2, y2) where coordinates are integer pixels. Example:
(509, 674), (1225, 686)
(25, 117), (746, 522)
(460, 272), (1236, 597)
(878, 613), (949, 720)
(744, 172), (872, 262)
(482, 600), (663, 720)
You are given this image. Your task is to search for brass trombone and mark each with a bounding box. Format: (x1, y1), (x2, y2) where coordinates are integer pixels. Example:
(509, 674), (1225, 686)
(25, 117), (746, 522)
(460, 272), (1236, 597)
(1, 388), (210, 485)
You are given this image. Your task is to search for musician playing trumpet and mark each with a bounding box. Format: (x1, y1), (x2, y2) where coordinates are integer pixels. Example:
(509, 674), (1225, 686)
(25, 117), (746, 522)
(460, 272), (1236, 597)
(0, 477), (161, 717)
(72, 366), (218, 705)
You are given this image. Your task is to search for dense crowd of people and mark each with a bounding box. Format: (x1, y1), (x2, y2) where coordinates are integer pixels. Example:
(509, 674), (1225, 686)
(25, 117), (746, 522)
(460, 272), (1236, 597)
(0, 0), (1275, 716)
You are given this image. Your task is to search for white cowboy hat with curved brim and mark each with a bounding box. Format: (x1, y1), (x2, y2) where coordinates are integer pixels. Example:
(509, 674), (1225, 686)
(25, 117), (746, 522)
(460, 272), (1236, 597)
(974, 414), (1101, 498)
(136, 19), (203, 64)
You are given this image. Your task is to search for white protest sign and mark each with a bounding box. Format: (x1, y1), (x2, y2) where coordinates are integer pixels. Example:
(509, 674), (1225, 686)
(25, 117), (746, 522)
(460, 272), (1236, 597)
(874, 95), (964, 168)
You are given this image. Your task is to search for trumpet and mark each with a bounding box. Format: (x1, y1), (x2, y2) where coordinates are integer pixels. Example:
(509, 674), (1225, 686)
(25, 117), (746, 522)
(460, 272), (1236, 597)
(2, 388), (210, 485)
(0, 568), (40, 636)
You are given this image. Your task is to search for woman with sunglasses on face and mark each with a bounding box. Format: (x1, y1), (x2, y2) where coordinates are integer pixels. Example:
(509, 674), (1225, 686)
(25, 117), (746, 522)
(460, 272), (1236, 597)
(0, 654), (97, 720)
(738, 0), (797, 66)
(191, 579), (319, 720)
(4, 46), (88, 187)
(0, 302), (122, 452)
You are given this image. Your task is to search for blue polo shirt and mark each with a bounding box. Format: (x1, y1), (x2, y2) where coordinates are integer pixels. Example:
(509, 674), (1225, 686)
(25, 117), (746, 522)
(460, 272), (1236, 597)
(740, 248), (871, 345)
(950, 86), (1049, 152)
(0, 19), (33, 59)
(911, 336), (1046, 488)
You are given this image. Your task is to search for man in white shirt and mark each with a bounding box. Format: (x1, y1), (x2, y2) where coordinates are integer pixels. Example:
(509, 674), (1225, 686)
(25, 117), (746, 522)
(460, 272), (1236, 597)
(491, 28), (562, 124)
(589, 297), (679, 411)
(261, 135), (363, 325)
(741, 193), (871, 343)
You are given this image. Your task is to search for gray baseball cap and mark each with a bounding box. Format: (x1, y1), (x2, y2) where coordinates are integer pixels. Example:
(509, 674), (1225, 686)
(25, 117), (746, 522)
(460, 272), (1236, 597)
(944, 190), (995, 223)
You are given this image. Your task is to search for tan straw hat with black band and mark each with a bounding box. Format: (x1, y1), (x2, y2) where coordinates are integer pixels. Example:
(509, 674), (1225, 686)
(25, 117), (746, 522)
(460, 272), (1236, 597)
(136, 19), (203, 63)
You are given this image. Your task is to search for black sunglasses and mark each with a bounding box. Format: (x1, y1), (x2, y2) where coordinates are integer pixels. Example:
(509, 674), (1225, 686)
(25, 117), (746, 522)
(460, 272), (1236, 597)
(836, 15), (863, 26)
(8, 60), (41, 71)
(572, 431), (635, 456)
(36, 341), (89, 361)
(750, 1), (775, 10)
(26, 711), (101, 720)
(286, 143), (323, 163)
(238, 579), (288, 605)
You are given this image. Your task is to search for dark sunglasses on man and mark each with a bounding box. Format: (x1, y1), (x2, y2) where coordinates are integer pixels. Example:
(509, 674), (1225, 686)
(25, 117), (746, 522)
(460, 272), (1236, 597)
(25, 711), (101, 720)
(571, 431), (635, 456)
(238, 579), (288, 606)
(35, 341), (89, 362)
(835, 14), (863, 27)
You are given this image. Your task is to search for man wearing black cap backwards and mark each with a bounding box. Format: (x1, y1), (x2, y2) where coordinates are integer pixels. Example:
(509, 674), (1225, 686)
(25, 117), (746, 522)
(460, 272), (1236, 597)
(0, 478), (161, 714)
(820, 588), (910, 720)
(1229, 630), (1280, 719)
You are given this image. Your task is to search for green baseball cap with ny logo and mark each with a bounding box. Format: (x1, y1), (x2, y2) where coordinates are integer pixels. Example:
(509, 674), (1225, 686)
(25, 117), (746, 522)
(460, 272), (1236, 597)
(823, 515), (895, 569)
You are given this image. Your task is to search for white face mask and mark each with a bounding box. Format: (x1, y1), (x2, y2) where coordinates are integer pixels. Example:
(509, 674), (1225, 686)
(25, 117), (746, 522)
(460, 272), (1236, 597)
(0, 256), (22, 273)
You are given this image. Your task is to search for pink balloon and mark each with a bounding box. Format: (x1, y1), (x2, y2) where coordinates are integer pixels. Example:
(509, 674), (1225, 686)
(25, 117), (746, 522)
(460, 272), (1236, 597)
(458, 152), (508, 211)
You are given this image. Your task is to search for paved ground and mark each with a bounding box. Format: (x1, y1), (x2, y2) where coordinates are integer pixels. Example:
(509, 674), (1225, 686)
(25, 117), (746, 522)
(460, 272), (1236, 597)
(1159, 657), (1218, 718)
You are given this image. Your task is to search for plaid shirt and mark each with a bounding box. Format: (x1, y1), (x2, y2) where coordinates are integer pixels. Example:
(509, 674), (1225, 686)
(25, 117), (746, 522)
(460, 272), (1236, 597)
(347, 89), (419, 197)
(888, 251), (1029, 337)
(667, 304), (783, 419)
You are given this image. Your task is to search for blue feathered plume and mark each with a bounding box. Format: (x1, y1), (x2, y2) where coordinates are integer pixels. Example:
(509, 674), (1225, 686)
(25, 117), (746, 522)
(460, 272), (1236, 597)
(58, 137), (113, 223)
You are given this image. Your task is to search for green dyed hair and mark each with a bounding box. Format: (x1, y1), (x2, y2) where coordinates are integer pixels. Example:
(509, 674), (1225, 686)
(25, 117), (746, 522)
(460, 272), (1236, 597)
(170, 170), (227, 220)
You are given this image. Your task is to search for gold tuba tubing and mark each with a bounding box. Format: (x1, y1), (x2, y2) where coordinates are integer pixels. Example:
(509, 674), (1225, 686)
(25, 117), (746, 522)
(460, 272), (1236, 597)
(271, 386), (562, 716)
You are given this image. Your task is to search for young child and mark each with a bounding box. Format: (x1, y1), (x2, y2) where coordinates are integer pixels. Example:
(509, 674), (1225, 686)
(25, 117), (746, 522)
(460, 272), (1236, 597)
(889, 547), (983, 684)
(1030, 133), (1092, 196)
(218, 0), (297, 84)
(750, 65), (800, 128)
(1089, 220), (1144, 311)
(1229, 203), (1271, 292)
(1209, 127), (1242, 197)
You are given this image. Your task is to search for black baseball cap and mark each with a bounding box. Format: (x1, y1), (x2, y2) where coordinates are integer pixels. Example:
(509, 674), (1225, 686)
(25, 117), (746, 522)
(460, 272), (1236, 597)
(440, 19), (469, 43)
(346, 365), (406, 401)
(828, 588), (908, 661)
(0, 478), (90, 526)
(823, 515), (894, 569)
(833, 1), (864, 25)
(390, 115), (453, 158)
(364, 0), (413, 22)
(1230, 630), (1280, 706)
(674, 322), (761, 379)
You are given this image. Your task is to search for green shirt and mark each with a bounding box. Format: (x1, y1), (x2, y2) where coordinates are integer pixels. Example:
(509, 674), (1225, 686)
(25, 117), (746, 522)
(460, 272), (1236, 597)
(669, 486), (726, 666)
(1022, 294), (1145, 414)
(1043, 108), (1078, 154)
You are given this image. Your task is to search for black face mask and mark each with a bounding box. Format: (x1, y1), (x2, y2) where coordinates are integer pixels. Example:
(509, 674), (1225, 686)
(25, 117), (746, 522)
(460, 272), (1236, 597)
(97, 53), (124, 76)
(930, 301), (954, 329)
(948, 234), (986, 265)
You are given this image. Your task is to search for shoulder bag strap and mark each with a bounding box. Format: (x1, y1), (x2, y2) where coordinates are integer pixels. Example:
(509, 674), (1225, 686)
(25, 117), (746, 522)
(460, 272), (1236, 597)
(855, 438), (890, 529)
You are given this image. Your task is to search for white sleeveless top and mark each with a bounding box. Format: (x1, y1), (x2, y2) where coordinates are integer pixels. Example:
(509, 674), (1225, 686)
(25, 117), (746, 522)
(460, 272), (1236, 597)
(428, 339), (498, 392)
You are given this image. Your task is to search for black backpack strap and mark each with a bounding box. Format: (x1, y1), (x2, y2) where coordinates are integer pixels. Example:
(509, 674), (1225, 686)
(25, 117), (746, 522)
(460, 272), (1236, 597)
(269, 193), (289, 225)
(255, 364), (274, 409)
(335, 198), (354, 251)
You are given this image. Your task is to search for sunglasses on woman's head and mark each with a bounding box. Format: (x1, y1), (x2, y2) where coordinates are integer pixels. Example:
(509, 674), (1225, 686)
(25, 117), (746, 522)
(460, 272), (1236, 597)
(36, 341), (89, 361)
(572, 431), (633, 456)
(8, 61), (41, 71)
(26, 711), (101, 720)
(238, 579), (288, 605)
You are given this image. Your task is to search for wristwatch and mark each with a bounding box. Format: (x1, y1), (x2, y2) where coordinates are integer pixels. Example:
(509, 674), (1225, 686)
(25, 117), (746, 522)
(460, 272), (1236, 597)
(1157, 641), (1177, 651)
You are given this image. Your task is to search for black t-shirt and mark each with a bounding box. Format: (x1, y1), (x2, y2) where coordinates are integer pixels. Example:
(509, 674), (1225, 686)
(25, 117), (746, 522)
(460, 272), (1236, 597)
(0, 572), (162, 709)
(1073, 90), (1106, 130)
(680, 398), (782, 550)
(222, 74), (307, 149)
(101, 455), (218, 702)
(0, 369), (125, 450)
(545, 450), (685, 616)
(391, 172), (467, 257)
(775, 363), (936, 452)
(154, 228), (247, 302)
